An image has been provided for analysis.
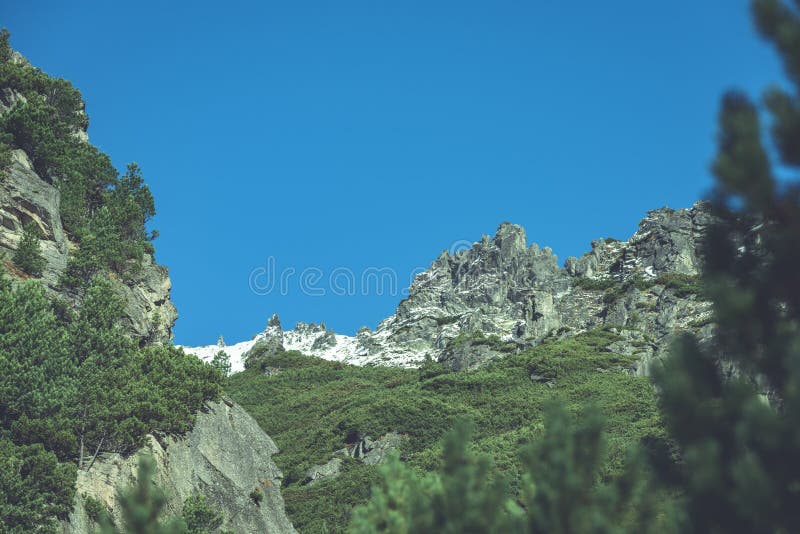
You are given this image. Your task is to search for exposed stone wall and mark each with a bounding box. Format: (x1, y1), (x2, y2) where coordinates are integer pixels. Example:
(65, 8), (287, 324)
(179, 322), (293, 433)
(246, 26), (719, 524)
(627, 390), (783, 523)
(63, 399), (296, 533)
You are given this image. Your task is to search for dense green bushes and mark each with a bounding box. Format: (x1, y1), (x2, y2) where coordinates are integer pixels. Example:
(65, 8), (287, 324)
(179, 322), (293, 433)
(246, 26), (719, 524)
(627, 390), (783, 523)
(652, 273), (702, 298)
(0, 438), (76, 533)
(0, 271), (222, 530)
(573, 273), (702, 304)
(226, 327), (665, 532)
(0, 30), (156, 287)
(351, 410), (665, 534)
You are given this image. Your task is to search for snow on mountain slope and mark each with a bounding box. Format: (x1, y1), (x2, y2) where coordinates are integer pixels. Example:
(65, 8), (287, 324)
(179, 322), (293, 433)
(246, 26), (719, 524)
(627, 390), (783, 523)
(179, 314), (425, 374)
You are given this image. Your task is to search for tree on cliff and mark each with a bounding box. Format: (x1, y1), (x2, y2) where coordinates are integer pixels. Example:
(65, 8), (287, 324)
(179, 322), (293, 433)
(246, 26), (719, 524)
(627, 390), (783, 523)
(12, 223), (45, 276)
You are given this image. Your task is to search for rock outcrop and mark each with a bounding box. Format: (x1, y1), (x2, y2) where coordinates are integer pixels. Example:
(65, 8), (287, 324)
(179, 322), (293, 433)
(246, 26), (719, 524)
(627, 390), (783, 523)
(64, 398), (295, 533)
(0, 93), (176, 343)
(304, 432), (404, 485)
(185, 203), (715, 375)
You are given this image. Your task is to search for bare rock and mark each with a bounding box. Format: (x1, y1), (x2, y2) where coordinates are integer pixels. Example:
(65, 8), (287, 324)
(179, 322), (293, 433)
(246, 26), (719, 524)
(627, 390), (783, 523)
(64, 399), (295, 533)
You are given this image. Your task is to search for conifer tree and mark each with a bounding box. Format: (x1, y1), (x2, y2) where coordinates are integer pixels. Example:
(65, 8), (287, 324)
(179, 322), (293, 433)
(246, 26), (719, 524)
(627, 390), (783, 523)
(653, 1), (800, 532)
(210, 350), (231, 376)
(12, 223), (45, 276)
(181, 494), (224, 534)
(99, 455), (187, 534)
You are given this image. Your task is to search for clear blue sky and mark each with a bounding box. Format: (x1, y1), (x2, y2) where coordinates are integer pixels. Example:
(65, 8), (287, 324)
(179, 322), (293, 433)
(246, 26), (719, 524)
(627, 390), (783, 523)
(1, 1), (785, 345)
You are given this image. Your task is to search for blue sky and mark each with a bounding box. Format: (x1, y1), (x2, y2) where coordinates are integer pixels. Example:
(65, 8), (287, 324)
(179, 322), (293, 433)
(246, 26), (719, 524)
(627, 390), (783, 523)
(1, 1), (785, 345)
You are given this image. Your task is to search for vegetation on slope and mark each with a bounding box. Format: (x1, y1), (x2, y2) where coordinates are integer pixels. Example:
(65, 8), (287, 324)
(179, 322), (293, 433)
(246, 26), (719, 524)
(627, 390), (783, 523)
(0, 274), (222, 532)
(0, 30), (157, 287)
(227, 327), (666, 533)
(0, 29), (226, 533)
(351, 1), (800, 531)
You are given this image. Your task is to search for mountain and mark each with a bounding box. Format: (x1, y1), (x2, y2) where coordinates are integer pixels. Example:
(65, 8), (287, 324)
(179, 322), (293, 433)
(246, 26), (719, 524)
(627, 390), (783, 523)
(185, 202), (714, 375)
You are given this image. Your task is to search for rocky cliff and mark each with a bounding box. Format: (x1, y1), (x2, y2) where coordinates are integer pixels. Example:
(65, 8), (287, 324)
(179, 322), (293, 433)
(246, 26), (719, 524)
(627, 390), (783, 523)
(186, 203), (714, 375)
(0, 62), (176, 343)
(64, 398), (296, 533)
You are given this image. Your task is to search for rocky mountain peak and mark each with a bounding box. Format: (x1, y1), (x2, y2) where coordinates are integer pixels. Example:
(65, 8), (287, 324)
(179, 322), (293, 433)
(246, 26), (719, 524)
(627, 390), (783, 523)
(185, 202), (716, 373)
(267, 313), (282, 329)
(493, 221), (528, 255)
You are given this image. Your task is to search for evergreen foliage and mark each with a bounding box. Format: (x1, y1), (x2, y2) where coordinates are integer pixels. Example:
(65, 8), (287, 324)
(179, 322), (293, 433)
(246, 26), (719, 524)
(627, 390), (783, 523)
(211, 350), (232, 376)
(0, 132), (11, 180)
(350, 420), (518, 534)
(0, 270), (221, 529)
(0, 438), (76, 534)
(651, 1), (800, 532)
(351, 408), (666, 534)
(227, 328), (665, 532)
(99, 455), (187, 534)
(11, 223), (45, 277)
(0, 29), (157, 286)
(514, 404), (663, 534)
(181, 494), (224, 534)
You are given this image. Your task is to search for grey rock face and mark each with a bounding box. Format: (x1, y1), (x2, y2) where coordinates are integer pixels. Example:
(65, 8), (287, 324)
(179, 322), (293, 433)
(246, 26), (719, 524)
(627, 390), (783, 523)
(244, 315), (286, 369)
(64, 398), (296, 534)
(359, 432), (403, 466)
(341, 432), (403, 466)
(305, 458), (344, 485)
(305, 432), (403, 486)
(0, 99), (176, 343)
(340, 204), (714, 372)
(0, 149), (69, 287)
(188, 205), (716, 375)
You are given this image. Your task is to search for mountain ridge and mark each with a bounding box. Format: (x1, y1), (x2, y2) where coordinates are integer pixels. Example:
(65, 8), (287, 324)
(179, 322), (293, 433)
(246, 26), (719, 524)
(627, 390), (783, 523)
(184, 201), (713, 374)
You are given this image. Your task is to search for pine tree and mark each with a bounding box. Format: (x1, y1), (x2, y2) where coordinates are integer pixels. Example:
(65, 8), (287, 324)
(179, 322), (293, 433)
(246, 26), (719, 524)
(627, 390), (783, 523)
(0, 439), (76, 532)
(12, 223), (45, 277)
(517, 404), (662, 534)
(210, 350), (231, 376)
(653, 1), (800, 532)
(181, 494), (224, 534)
(99, 455), (187, 534)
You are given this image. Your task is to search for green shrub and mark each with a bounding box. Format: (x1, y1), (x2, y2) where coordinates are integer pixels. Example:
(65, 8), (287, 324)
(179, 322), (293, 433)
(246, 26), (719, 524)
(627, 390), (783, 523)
(653, 273), (702, 298)
(12, 223), (45, 276)
(249, 487), (264, 506)
(0, 438), (77, 532)
(182, 494), (224, 534)
(351, 409), (665, 533)
(0, 132), (12, 180)
(283, 461), (380, 533)
(572, 276), (617, 291)
(227, 327), (665, 532)
(84, 495), (106, 523)
(210, 350), (232, 376)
